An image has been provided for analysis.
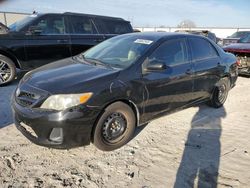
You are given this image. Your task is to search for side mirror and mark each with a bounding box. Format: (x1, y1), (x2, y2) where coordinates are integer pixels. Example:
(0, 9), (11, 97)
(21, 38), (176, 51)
(28, 26), (42, 35)
(145, 59), (167, 71)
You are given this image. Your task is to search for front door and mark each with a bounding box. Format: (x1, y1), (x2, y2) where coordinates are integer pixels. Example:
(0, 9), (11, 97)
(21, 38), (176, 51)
(24, 14), (71, 69)
(141, 38), (194, 122)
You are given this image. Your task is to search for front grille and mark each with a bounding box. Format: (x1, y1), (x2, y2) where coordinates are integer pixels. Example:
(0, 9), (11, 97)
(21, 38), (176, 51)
(15, 84), (48, 108)
(19, 92), (36, 99)
(16, 90), (40, 107)
(17, 97), (34, 107)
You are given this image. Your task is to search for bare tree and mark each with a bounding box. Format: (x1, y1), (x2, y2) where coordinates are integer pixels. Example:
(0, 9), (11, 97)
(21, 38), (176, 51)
(177, 20), (196, 28)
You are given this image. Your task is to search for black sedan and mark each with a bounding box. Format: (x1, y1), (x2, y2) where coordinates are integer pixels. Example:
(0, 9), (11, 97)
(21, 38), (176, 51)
(12, 32), (238, 151)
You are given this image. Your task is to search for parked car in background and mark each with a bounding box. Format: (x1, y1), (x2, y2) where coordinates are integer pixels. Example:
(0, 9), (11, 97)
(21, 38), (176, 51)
(0, 12), (133, 86)
(175, 30), (217, 43)
(224, 35), (250, 76)
(12, 32), (238, 151)
(133, 28), (141, 32)
(222, 31), (250, 46)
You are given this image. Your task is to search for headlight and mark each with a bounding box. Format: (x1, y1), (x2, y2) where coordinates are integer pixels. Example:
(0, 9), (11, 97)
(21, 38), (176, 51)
(40, 92), (93, 111)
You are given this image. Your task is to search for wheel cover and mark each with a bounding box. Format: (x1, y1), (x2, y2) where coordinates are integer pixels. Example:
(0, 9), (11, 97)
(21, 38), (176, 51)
(0, 60), (11, 84)
(218, 84), (227, 103)
(102, 112), (127, 144)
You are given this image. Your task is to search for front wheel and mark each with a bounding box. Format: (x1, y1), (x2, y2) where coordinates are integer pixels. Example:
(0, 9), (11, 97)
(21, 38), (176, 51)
(207, 77), (230, 108)
(93, 102), (136, 151)
(0, 55), (16, 86)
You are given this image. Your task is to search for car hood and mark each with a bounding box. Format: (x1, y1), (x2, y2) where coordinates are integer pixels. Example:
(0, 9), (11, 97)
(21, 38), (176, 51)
(223, 43), (250, 53)
(21, 57), (120, 94)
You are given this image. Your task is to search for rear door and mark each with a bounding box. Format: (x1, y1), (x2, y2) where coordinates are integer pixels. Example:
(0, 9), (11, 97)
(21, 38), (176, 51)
(188, 37), (224, 101)
(141, 37), (194, 122)
(24, 14), (71, 69)
(68, 15), (105, 56)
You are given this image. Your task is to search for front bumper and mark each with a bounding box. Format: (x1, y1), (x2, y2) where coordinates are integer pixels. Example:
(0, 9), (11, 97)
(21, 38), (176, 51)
(12, 99), (101, 149)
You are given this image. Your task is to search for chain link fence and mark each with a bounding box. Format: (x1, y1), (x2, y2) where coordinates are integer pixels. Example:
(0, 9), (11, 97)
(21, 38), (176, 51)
(0, 11), (30, 26)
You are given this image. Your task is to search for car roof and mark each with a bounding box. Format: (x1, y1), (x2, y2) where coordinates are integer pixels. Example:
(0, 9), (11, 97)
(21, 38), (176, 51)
(121, 32), (208, 41)
(176, 30), (210, 33)
(63, 12), (126, 21)
(36, 12), (127, 22)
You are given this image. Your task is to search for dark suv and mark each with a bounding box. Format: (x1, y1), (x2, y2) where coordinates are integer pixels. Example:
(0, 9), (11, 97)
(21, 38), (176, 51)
(12, 32), (238, 151)
(0, 12), (133, 85)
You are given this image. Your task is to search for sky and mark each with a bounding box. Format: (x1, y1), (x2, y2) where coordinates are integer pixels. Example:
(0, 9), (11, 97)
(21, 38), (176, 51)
(0, 0), (249, 27)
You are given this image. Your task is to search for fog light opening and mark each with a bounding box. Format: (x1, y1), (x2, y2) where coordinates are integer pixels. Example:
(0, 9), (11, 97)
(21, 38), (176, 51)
(49, 128), (63, 143)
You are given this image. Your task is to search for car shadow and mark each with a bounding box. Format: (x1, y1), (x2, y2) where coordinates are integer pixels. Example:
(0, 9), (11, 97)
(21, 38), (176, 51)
(174, 104), (226, 188)
(239, 74), (250, 78)
(0, 79), (19, 129)
(133, 123), (148, 139)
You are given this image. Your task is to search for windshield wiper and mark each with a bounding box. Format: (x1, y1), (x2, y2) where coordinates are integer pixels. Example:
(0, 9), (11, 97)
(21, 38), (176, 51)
(83, 57), (113, 69)
(73, 55), (95, 66)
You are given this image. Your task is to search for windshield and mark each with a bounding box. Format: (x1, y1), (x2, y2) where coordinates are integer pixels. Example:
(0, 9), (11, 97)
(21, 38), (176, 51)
(83, 35), (155, 69)
(238, 34), (250, 43)
(9, 14), (37, 32)
(230, 32), (250, 38)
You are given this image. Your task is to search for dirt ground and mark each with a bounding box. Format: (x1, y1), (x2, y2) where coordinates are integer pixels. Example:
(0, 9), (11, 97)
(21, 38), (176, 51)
(0, 77), (250, 188)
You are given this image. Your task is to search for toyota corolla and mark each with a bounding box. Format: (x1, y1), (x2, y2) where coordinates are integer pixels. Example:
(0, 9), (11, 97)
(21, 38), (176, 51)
(12, 32), (238, 151)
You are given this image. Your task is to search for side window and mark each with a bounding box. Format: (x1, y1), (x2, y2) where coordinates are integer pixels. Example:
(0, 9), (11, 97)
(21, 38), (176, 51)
(31, 15), (65, 34)
(100, 20), (132, 34)
(70, 16), (97, 34)
(149, 39), (188, 66)
(189, 38), (218, 61)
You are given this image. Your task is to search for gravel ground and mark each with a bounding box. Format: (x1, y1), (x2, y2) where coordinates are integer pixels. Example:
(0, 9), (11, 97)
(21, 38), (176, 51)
(0, 77), (250, 188)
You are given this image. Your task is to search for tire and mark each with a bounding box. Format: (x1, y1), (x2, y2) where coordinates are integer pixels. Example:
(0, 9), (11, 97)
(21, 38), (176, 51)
(0, 55), (16, 86)
(207, 77), (230, 108)
(93, 102), (136, 151)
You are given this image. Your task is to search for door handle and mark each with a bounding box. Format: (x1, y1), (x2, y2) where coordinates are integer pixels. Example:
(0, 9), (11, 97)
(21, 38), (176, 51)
(94, 39), (104, 42)
(185, 69), (193, 75)
(57, 39), (68, 43)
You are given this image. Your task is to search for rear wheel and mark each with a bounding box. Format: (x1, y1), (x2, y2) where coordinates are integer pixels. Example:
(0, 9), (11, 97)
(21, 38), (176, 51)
(207, 77), (230, 108)
(93, 102), (136, 151)
(0, 55), (16, 86)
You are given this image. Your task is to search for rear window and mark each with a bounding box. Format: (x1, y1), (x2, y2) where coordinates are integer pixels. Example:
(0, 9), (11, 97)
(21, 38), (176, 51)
(189, 38), (218, 61)
(238, 34), (250, 43)
(97, 19), (132, 34)
(230, 32), (250, 38)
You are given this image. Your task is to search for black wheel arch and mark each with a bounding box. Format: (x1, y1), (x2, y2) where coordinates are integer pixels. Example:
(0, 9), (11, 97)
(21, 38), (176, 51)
(0, 48), (21, 69)
(210, 75), (230, 99)
(220, 74), (232, 87)
(90, 99), (140, 142)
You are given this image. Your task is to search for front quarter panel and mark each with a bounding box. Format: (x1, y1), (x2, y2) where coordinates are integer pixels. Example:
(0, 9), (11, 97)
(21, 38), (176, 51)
(85, 67), (145, 125)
